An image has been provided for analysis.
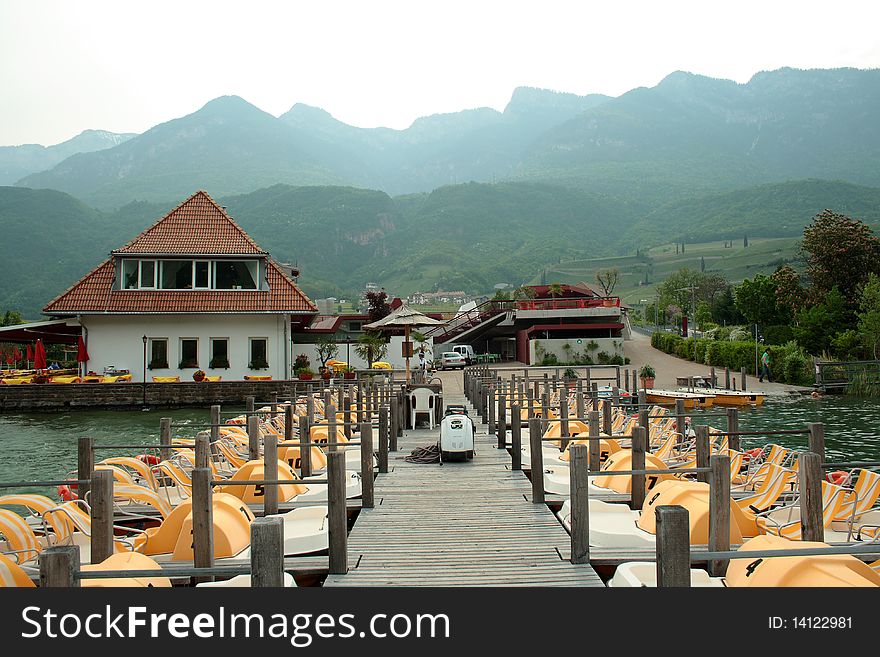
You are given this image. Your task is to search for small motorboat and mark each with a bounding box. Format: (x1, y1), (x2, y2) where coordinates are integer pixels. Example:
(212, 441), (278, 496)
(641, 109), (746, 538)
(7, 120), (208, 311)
(645, 389), (715, 409)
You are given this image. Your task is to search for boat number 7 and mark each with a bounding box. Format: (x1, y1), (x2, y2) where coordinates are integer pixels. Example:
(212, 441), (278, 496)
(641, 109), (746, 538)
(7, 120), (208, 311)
(646, 475), (658, 490)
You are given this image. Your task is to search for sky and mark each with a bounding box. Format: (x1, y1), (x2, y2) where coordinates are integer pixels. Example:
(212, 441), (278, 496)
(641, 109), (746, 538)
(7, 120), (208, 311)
(1, 0), (879, 146)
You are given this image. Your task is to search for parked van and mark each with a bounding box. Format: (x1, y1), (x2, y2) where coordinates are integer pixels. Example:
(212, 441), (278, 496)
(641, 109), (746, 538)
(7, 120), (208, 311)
(451, 345), (475, 364)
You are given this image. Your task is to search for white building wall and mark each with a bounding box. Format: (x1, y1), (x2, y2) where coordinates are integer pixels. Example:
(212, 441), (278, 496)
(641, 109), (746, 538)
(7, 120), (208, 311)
(292, 336), (434, 370)
(529, 337), (624, 365)
(81, 314), (291, 382)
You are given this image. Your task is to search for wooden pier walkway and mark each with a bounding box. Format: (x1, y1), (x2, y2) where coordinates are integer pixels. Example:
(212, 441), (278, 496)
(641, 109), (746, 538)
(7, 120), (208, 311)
(325, 379), (603, 587)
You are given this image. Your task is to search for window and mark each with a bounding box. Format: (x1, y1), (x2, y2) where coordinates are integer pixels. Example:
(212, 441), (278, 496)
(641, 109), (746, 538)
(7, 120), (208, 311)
(210, 338), (229, 369)
(122, 260), (139, 289)
(348, 321), (362, 332)
(139, 260), (156, 288)
(179, 338), (199, 368)
(249, 338), (268, 369)
(161, 260), (193, 289)
(194, 261), (210, 289)
(215, 260), (258, 289)
(148, 338), (168, 369)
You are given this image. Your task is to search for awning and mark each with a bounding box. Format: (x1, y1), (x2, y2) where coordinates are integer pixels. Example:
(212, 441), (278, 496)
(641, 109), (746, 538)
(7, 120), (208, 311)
(0, 319), (81, 344)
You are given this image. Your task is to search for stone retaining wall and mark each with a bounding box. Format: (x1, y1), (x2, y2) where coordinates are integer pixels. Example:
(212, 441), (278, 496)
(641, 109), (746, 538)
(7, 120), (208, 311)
(0, 380), (341, 412)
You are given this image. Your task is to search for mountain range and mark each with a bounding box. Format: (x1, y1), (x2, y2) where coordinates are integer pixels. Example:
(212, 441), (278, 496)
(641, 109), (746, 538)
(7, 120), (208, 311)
(4, 66), (880, 317)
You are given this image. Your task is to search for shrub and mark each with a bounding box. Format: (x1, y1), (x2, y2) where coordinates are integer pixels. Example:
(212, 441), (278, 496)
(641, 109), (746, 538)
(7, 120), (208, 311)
(541, 353), (559, 366)
(608, 354), (625, 365)
(728, 328), (751, 341)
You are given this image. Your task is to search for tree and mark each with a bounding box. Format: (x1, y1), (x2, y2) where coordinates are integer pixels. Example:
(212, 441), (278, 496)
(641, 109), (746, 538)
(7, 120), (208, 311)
(595, 268), (620, 296)
(858, 273), (880, 358)
(656, 268), (702, 315)
(364, 289), (391, 323)
(546, 283), (565, 298)
(694, 301), (713, 330)
(315, 335), (339, 369)
(700, 256), (705, 273)
(793, 287), (847, 356)
(411, 330), (432, 359)
(710, 286), (745, 325)
(512, 285), (537, 301)
(771, 264), (807, 320)
(354, 333), (388, 368)
(491, 289), (510, 301)
(734, 274), (790, 326)
(1, 310), (23, 326)
(801, 209), (880, 305)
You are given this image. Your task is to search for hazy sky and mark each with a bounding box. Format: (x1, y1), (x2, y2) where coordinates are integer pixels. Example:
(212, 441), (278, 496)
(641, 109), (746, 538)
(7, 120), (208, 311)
(2, 0), (879, 146)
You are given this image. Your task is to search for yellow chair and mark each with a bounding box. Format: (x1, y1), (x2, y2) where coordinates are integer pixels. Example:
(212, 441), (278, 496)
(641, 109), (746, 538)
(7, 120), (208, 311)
(371, 362), (392, 370)
(244, 375), (272, 381)
(152, 376), (180, 383)
(0, 552), (35, 587)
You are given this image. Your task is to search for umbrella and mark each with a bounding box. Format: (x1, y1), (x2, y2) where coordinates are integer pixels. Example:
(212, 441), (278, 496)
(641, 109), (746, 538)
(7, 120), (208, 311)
(76, 336), (90, 377)
(363, 303), (445, 383)
(34, 339), (47, 371)
(12, 347), (21, 365)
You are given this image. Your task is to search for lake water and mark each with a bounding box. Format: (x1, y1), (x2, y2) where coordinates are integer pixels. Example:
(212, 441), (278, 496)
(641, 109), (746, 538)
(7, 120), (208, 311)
(0, 396), (877, 497)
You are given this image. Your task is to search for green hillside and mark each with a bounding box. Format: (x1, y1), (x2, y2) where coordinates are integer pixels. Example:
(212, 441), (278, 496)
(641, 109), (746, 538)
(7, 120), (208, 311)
(536, 237), (801, 308)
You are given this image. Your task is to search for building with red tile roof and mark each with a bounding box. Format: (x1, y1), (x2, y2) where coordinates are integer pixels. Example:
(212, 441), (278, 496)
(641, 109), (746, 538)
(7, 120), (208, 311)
(42, 190), (317, 381)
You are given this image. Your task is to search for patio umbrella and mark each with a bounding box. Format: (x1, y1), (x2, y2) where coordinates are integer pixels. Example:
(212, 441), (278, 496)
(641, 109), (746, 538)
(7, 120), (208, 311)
(12, 347), (21, 366)
(363, 303), (445, 383)
(26, 344), (33, 368)
(34, 339), (47, 371)
(76, 335), (90, 377)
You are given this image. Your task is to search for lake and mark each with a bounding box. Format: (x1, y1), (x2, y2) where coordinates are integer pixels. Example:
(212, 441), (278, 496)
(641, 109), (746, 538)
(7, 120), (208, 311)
(0, 395), (877, 497)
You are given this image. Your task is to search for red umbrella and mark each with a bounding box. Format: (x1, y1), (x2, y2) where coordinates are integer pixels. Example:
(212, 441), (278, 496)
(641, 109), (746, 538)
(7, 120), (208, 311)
(34, 339), (47, 370)
(5, 352), (13, 366)
(12, 347), (21, 365)
(76, 336), (90, 363)
(26, 344), (33, 362)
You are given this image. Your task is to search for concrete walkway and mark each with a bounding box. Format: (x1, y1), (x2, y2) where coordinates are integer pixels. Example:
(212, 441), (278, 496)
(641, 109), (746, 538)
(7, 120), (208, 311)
(624, 330), (809, 396)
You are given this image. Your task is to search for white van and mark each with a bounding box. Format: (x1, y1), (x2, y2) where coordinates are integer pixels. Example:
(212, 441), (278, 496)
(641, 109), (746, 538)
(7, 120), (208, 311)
(451, 345), (475, 364)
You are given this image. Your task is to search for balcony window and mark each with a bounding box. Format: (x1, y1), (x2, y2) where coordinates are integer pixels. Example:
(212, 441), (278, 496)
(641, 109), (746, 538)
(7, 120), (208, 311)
(215, 260), (258, 289)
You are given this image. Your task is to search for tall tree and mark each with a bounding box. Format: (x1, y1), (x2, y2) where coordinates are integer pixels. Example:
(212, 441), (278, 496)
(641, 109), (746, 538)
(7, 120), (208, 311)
(858, 273), (880, 359)
(546, 283), (564, 298)
(595, 268), (620, 296)
(771, 264), (807, 320)
(734, 274), (791, 326)
(801, 209), (880, 304)
(364, 289), (391, 323)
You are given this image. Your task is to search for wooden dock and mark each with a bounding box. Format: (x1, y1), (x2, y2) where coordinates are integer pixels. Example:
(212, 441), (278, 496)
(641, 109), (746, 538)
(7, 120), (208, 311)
(325, 387), (603, 587)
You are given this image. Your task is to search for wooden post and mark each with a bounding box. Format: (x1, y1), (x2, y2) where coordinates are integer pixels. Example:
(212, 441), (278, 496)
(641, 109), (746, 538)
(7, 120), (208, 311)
(584, 368), (591, 396)
(159, 417), (172, 462)
(727, 408), (740, 451)
(590, 382), (599, 410)
(675, 399), (685, 442)
(389, 394), (399, 451)
(724, 367), (731, 390)
(397, 387), (405, 439)
(695, 425), (710, 484)
(740, 366), (747, 391)
(575, 382), (585, 426)
(209, 404), (221, 450)
(602, 396), (612, 436)
(615, 366), (621, 388)
(631, 426), (647, 510)
(327, 403), (338, 453)
(90, 468), (114, 564)
(247, 414), (260, 462)
(710, 366), (716, 388)
(264, 433), (279, 516)
(808, 423), (826, 464)
(800, 452), (824, 542)
(40, 545), (80, 587)
(379, 406), (391, 460)
(360, 422), (374, 508)
(526, 388), (535, 421)
(343, 390), (352, 440)
(487, 384), (496, 435)
(709, 454), (731, 577)
(588, 410), (601, 472)
(655, 506), (691, 588)
(357, 381), (365, 423)
(307, 393), (315, 426)
(246, 395), (255, 415)
(624, 368), (630, 392)
(298, 415), (312, 478)
(541, 392), (549, 435)
(192, 467), (214, 584)
(637, 388), (646, 409)
(559, 388), (570, 451)
(337, 386), (345, 421)
(195, 433), (210, 469)
(77, 436), (94, 502)
(377, 412), (389, 474)
(688, 376), (694, 393)
(250, 516), (284, 587)
(511, 405), (522, 471)
(284, 404), (295, 446)
(327, 451), (348, 574)
(529, 418), (544, 504)
(497, 391), (507, 449)
(569, 444), (590, 564)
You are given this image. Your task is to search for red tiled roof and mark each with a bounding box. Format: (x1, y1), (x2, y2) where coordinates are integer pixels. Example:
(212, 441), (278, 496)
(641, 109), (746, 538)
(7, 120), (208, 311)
(113, 190), (266, 255)
(44, 259), (316, 314)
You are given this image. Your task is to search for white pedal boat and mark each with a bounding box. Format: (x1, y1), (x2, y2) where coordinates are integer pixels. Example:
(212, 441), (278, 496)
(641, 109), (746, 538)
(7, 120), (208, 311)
(197, 572), (297, 587)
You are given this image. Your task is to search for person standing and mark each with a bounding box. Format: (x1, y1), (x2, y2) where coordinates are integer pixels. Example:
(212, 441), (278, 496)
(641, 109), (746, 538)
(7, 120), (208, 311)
(759, 349), (772, 382)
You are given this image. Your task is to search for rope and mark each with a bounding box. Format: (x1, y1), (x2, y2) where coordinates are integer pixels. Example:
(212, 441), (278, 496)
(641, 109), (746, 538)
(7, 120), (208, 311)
(404, 444), (441, 464)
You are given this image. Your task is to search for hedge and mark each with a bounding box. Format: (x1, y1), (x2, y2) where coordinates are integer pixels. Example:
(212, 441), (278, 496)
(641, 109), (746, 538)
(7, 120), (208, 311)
(650, 332), (812, 385)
